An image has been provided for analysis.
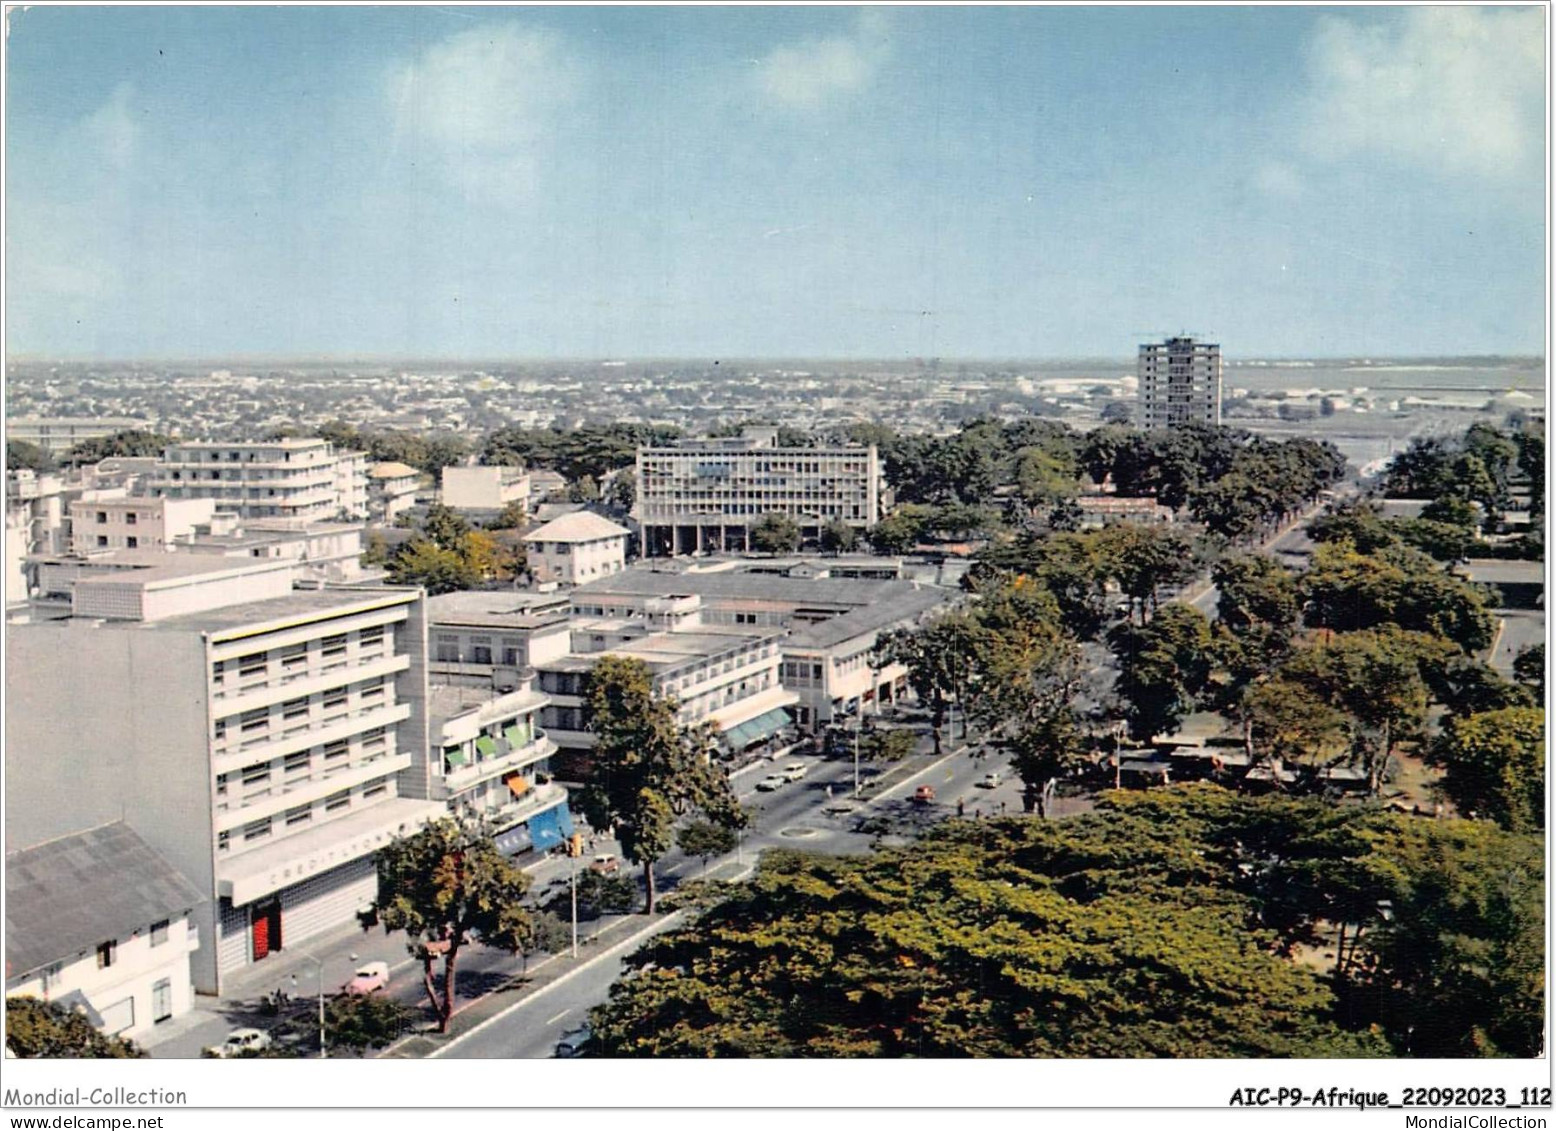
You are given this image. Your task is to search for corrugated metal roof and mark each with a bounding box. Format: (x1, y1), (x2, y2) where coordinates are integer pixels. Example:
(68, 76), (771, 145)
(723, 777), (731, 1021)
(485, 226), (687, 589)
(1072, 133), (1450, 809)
(5, 823), (205, 978)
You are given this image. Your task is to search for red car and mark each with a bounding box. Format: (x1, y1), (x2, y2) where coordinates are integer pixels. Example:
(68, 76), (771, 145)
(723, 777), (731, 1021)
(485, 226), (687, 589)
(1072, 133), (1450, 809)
(913, 785), (936, 803)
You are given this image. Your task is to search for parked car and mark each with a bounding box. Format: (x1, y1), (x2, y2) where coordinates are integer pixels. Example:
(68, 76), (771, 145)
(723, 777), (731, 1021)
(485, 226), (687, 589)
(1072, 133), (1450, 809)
(589, 853), (620, 874)
(342, 961), (390, 995)
(205, 1028), (272, 1058)
(977, 772), (1002, 789)
(913, 784), (936, 803)
(756, 774), (787, 792)
(555, 1023), (593, 1058)
(781, 762), (809, 782)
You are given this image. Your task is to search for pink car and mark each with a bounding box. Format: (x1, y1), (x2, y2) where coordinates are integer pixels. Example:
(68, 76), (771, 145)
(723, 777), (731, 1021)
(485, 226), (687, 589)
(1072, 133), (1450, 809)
(342, 961), (390, 995)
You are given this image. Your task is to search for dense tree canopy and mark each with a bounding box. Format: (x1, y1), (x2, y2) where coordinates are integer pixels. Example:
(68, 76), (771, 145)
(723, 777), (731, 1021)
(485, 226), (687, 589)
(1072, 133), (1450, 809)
(6, 439), (54, 472)
(63, 429), (174, 463)
(481, 423), (681, 482)
(592, 787), (1543, 1058)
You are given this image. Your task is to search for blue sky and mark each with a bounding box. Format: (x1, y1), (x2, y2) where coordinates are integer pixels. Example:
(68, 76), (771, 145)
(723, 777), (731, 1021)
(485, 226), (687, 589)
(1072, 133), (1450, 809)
(4, 5), (1546, 359)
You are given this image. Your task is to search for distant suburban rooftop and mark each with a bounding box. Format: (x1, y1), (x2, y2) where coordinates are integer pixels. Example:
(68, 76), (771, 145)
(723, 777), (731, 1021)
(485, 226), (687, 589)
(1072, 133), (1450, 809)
(524, 511), (630, 544)
(368, 461), (421, 479)
(5, 821), (205, 979)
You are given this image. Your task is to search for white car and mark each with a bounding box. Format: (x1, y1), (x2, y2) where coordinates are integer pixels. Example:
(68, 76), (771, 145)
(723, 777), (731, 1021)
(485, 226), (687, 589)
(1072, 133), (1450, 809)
(205, 1028), (272, 1058)
(781, 762), (810, 782)
(755, 774), (787, 792)
(977, 772), (1002, 789)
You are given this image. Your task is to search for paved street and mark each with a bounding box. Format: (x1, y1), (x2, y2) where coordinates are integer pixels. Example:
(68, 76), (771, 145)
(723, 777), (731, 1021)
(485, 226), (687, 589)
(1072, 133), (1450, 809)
(1489, 609), (1544, 674)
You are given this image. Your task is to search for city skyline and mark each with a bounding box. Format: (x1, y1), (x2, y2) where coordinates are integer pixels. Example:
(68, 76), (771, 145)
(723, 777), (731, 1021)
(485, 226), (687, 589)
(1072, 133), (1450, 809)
(4, 5), (1548, 361)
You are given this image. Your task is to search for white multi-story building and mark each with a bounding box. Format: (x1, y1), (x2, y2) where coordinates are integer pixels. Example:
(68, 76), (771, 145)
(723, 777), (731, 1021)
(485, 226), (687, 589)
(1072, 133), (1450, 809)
(428, 685), (570, 856)
(5, 417), (146, 455)
(571, 567), (954, 730)
(5, 556), (440, 993)
(1138, 337), (1222, 429)
(5, 823), (204, 1041)
(145, 439), (370, 523)
(441, 465), (529, 513)
(536, 598), (796, 768)
(523, 511), (630, 586)
(70, 495), (217, 555)
(367, 462), (421, 523)
(636, 428), (882, 556)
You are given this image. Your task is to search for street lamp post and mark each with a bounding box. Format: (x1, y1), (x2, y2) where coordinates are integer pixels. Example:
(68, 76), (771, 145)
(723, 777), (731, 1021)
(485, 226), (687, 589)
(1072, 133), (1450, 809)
(853, 706), (862, 797)
(291, 950), (339, 1059)
(569, 854), (579, 959)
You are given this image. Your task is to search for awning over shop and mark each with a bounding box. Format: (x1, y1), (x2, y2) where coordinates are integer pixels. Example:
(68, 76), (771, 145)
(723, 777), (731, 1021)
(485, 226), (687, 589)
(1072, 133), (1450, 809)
(505, 774), (531, 799)
(722, 707), (793, 750)
(474, 736), (499, 759)
(528, 805), (566, 852)
(494, 824), (532, 856)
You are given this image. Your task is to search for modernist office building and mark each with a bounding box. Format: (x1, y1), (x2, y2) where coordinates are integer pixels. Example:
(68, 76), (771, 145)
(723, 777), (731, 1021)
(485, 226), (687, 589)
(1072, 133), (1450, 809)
(5, 554), (440, 993)
(1137, 337), (1222, 429)
(636, 428), (882, 556)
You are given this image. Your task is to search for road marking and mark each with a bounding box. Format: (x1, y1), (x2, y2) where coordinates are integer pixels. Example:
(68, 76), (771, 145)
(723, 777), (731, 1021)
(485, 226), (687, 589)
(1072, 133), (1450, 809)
(545, 1008), (570, 1026)
(431, 911), (686, 1058)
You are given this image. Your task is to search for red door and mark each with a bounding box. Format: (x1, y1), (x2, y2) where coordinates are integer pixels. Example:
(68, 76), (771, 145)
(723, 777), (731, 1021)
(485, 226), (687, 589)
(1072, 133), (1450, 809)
(252, 909), (270, 960)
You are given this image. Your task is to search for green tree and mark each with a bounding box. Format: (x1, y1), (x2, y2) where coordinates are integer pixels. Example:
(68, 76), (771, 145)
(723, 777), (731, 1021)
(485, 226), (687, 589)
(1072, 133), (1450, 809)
(572, 870), (638, 916)
(1281, 629), (1431, 795)
(484, 500), (528, 530)
(868, 506), (933, 554)
(577, 656), (744, 913)
(421, 503), (472, 551)
(4, 997), (144, 1058)
(1094, 524), (1201, 624)
(323, 994), (418, 1054)
(818, 519), (859, 554)
(857, 727), (917, 763)
(875, 614), (983, 755)
(677, 820), (738, 873)
(6, 439), (54, 472)
(63, 429), (174, 463)
(1512, 643), (1543, 690)
(1425, 707), (1545, 832)
(750, 513), (802, 554)
(1237, 677), (1351, 782)
(1108, 604), (1214, 740)
(386, 539), (476, 595)
(374, 818), (532, 1032)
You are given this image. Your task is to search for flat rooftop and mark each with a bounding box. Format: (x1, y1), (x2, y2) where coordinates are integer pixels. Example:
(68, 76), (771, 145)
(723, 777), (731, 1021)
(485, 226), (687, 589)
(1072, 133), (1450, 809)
(427, 589), (572, 628)
(427, 683), (546, 727)
(786, 586), (952, 651)
(540, 625), (778, 674)
(574, 568), (913, 608)
(112, 585), (420, 635)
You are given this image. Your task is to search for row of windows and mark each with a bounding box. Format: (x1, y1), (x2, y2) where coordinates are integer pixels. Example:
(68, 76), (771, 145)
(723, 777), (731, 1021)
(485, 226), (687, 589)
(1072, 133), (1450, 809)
(94, 919), (171, 971)
(218, 778), (391, 851)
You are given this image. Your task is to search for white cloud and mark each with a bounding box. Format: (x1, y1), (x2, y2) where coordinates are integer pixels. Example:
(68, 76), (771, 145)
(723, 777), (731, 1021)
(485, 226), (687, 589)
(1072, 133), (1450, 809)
(753, 11), (890, 110)
(388, 23), (582, 199)
(81, 83), (141, 171)
(1299, 7), (1544, 179)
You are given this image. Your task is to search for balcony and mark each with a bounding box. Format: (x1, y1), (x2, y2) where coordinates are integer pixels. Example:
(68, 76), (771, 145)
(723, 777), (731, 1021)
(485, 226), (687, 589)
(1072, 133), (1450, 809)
(212, 701), (411, 771)
(476, 781), (569, 833)
(212, 652), (410, 713)
(214, 750), (413, 831)
(437, 730), (556, 798)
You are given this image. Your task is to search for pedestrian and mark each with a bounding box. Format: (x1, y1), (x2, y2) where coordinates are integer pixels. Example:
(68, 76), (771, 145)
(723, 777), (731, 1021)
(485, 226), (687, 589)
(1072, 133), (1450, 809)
(999, 801), (1006, 815)
(956, 798), (965, 817)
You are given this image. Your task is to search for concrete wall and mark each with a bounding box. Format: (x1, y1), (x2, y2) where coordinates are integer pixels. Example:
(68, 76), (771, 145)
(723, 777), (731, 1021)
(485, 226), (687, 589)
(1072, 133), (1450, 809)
(5, 623), (219, 991)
